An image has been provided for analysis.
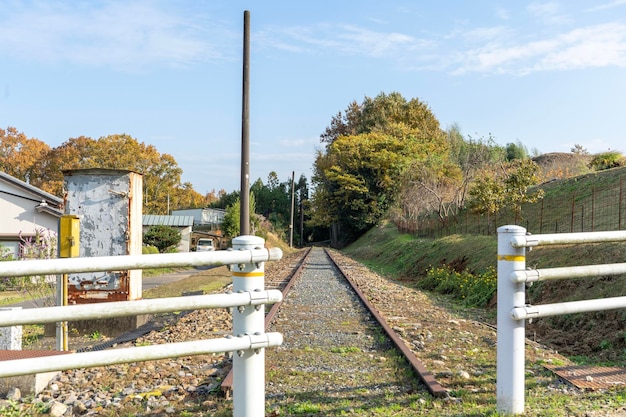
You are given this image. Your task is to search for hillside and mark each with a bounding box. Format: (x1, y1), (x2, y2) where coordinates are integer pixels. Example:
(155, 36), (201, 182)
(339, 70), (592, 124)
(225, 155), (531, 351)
(344, 165), (626, 365)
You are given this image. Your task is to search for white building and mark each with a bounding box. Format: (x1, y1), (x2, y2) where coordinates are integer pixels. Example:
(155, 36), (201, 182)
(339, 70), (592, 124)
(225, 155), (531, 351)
(0, 171), (63, 258)
(172, 208), (225, 229)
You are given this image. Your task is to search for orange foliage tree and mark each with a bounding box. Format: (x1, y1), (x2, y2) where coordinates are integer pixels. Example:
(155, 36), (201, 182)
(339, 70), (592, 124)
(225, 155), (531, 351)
(1, 128), (204, 214)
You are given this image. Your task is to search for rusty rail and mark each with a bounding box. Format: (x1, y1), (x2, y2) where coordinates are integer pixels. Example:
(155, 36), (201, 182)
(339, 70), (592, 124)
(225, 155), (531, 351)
(221, 247), (312, 394)
(221, 246), (447, 398)
(325, 249), (448, 398)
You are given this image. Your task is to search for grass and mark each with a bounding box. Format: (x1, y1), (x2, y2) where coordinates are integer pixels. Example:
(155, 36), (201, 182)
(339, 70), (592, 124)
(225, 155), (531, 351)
(0, 290), (24, 306)
(339, 219), (626, 415)
(142, 266), (232, 299)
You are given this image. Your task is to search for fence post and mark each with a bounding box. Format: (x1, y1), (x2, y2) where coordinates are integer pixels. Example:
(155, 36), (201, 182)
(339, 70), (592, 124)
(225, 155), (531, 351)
(497, 225), (527, 415)
(0, 307), (22, 350)
(231, 235), (267, 417)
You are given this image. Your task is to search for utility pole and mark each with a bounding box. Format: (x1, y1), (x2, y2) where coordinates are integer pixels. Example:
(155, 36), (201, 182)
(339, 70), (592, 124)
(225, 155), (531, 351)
(240, 10), (250, 236)
(289, 171), (295, 247)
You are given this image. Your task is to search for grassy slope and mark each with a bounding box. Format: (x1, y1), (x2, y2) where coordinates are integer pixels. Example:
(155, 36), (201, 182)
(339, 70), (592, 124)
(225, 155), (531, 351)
(344, 167), (626, 365)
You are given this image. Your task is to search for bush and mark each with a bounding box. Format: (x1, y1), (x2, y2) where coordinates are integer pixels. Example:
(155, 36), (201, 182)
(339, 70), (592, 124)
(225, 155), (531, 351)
(142, 245), (159, 254)
(590, 151), (625, 171)
(143, 225), (181, 253)
(417, 265), (497, 307)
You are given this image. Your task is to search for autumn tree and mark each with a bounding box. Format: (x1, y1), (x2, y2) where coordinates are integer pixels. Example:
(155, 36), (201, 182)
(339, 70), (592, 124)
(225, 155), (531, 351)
(0, 127), (50, 185)
(34, 134), (199, 214)
(203, 189), (226, 207)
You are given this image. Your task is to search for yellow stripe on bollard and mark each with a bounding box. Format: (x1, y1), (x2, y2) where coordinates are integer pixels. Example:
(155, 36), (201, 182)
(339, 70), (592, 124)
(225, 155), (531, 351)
(497, 255), (526, 262)
(232, 271), (265, 277)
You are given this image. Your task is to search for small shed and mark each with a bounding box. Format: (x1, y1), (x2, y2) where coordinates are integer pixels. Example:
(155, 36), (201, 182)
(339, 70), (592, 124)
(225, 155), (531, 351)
(0, 171), (63, 258)
(142, 215), (195, 252)
(172, 208), (225, 229)
(63, 168), (143, 302)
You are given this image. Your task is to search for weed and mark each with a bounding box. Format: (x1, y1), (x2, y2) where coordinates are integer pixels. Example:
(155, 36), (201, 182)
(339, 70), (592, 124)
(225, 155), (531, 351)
(288, 401), (321, 414)
(330, 346), (361, 354)
(21, 324), (44, 348)
(88, 330), (102, 340)
(0, 400), (21, 417)
(600, 339), (612, 350)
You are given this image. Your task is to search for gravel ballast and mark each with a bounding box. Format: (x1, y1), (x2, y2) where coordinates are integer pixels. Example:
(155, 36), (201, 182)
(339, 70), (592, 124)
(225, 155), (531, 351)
(265, 247), (429, 414)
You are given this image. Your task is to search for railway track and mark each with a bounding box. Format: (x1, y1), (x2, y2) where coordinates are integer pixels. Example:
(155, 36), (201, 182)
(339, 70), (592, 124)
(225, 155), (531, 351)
(221, 246), (447, 399)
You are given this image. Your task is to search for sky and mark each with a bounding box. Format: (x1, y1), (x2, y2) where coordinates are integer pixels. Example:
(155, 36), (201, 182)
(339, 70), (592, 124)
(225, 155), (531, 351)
(2, 1), (626, 195)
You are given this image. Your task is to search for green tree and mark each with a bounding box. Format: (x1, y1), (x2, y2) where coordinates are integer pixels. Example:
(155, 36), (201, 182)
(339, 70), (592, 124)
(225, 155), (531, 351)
(320, 92), (443, 148)
(210, 190), (240, 210)
(468, 172), (506, 217)
(589, 151), (625, 171)
(221, 193), (259, 239)
(469, 159), (544, 222)
(313, 92), (446, 244)
(571, 144), (589, 155)
(504, 159), (544, 220)
(505, 140), (529, 161)
(143, 225), (181, 253)
(313, 129), (439, 242)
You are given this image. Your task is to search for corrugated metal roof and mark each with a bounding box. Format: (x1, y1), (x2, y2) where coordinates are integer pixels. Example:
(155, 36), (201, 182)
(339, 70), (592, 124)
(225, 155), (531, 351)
(142, 215), (195, 227)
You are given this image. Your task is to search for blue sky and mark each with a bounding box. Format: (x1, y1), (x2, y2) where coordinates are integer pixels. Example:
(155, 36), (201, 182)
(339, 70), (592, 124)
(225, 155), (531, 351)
(2, 1), (626, 195)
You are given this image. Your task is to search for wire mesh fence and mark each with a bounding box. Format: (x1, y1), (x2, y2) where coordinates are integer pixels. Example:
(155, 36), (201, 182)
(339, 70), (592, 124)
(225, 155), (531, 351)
(400, 173), (626, 239)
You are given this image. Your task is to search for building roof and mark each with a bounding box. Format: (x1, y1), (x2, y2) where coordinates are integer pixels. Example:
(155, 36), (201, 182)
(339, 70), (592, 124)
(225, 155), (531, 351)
(142, 215), (195, 227)
(0, 171), (64, 217)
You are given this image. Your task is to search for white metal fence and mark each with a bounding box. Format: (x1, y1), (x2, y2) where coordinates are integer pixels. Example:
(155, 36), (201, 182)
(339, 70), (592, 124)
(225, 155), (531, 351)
(497, 225), (626, 415)
(0, 235), (282, 417)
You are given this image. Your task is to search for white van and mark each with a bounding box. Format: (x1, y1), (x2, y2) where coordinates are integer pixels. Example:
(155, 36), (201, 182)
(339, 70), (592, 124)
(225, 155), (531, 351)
(196, 238), (215, 251)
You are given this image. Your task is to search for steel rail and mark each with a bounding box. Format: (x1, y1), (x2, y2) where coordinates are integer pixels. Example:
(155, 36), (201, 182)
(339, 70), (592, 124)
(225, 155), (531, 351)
(325, 249), (449, 398)
(220, 247), (313, 394)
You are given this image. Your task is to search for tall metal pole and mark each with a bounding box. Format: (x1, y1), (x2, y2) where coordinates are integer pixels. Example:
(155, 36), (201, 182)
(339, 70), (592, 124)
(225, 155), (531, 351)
(289, 171), (295, 247)
(240, 10), (251, 236)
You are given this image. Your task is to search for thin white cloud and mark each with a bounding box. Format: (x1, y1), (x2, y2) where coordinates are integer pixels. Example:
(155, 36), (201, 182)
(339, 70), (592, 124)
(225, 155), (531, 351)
(585, 0), (626, 12)
(0, 1), (233, 72)
(259, 23), (431, 59)
(453, 23), (626, 75)
(462, 26), (511, 43)
(527, 1), (572, 25)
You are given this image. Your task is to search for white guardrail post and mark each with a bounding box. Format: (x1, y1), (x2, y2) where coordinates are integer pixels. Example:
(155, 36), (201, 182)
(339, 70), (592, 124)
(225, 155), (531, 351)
(231, 235), (267, 417)
(497, 225), (527, 415)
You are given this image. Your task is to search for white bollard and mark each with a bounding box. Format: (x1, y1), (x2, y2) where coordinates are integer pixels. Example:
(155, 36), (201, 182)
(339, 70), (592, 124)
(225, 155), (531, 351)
(497, 225), (527, 415)
(0, 307), (23, 350)
(231, 235), (267, 417)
